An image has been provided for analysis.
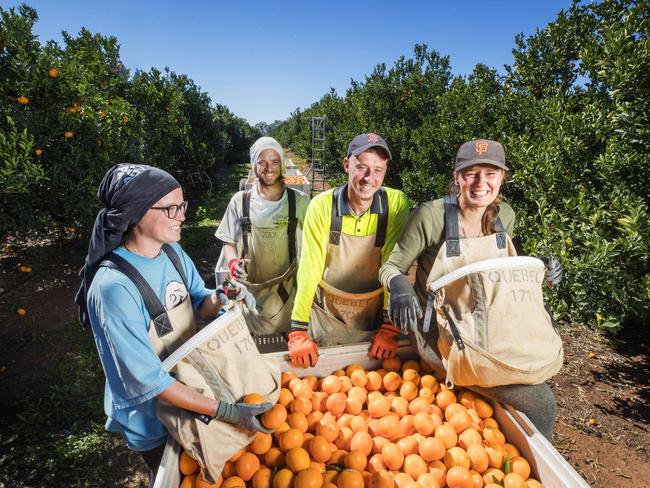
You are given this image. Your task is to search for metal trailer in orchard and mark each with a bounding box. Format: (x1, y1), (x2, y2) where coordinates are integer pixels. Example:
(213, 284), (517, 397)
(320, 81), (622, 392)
(152, 310), (590, 488)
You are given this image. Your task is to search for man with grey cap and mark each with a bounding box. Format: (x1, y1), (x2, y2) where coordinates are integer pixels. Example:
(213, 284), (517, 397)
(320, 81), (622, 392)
(288, 133), (409, 367)
(216, 136), (310, 335)
(379, 139), (563, 440)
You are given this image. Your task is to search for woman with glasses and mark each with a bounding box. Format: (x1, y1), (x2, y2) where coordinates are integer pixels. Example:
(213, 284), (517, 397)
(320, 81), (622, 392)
(76, 164), (269, 485)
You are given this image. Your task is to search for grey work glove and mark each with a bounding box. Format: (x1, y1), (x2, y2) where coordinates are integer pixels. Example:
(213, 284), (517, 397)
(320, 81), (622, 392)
(213, 400), (273, 433)
(541, 255), (563, 287)
(388, 274), (423, 334)
(217, 281), (259, 315)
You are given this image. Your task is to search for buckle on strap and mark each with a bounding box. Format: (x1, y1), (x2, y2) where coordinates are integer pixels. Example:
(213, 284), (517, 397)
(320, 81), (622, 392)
(153, 312), (174, 337)
(423, 292), (435, 333)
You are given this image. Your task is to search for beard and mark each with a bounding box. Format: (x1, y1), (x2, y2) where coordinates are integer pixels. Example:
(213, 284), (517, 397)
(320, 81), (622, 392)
(257, 171), (282, 188)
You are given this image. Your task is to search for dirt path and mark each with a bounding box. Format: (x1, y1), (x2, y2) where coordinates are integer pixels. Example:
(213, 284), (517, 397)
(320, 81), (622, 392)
(1, 169), (648, 486)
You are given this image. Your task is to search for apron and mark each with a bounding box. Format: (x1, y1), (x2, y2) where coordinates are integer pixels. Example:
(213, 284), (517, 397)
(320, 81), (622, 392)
(412, 195), (563, 388)
(101, 244), (280, 483)
(238, 187), (298, 335)
(310, 185), (389, 347)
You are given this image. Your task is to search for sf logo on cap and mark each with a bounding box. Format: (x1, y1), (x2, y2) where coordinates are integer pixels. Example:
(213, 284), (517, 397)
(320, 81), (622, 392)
(475, 141), (488, 155)
(368, 133), (380, 143)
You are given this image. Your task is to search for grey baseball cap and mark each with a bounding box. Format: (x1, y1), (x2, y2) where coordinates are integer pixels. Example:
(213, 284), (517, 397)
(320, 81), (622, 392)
(346, 133), (392, 160)
(455, 139), (508, 172)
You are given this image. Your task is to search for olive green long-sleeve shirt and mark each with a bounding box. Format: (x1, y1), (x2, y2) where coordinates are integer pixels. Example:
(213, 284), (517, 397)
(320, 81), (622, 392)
(378, 198), (515, 304)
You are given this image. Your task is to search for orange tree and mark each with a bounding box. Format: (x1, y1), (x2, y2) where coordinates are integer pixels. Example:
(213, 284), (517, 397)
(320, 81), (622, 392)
(0, 4), (257, 238)
(272, 0), (649, 333)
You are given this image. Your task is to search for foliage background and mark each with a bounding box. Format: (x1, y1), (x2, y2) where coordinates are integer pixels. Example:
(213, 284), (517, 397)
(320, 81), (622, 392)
(270, 0), (649, 333)
(0, 4), (258, 239)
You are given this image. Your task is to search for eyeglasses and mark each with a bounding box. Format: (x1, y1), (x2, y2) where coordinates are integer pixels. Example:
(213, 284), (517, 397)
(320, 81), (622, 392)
(151, 201), (188, 219)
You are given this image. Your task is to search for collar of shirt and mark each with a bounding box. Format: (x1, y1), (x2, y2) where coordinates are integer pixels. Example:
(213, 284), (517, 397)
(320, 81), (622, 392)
(336, 183), (384, 217)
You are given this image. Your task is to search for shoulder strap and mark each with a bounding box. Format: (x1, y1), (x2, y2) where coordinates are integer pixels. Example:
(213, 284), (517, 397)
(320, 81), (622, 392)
(161, 243), (187, 286)
(99, 253), (174, 337)
(374, 187), (389, 247)
(329, 185), (345, 245)
(493, 208), (507, 250)
(443, 195), (461, 257)
(287, 187), (297, 261)
(241, 190), (252, 259)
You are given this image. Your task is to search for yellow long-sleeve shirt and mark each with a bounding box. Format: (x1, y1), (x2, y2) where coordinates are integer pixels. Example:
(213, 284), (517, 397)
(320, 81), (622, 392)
(291, 185), (410, 329)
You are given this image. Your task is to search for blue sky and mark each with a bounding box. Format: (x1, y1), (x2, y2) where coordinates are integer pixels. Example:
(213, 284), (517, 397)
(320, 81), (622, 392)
(5, 1), (574, 125)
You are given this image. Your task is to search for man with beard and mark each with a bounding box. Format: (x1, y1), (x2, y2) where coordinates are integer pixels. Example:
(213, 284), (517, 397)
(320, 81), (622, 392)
(216, 137), (310, 335)
(288, 133), (410, 367)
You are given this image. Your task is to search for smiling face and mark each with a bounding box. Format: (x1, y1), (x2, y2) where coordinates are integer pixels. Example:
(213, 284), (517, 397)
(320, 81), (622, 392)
(135, 187), (186, 245)
(256, 148), (282, 187)
(344, 149), (388, 208)
(455, 164), (505, 211)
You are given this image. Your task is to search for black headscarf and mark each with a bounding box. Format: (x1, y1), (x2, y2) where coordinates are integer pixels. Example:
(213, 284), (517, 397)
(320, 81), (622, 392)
(75, 163), (181, 328)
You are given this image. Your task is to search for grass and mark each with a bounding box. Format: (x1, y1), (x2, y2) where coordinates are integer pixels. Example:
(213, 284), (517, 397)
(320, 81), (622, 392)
(0, 322), (140, 487)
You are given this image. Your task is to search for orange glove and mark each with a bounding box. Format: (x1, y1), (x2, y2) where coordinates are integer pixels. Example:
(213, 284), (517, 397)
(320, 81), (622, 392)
(287, 330), (319, 368)
(370, 324), (399, 359)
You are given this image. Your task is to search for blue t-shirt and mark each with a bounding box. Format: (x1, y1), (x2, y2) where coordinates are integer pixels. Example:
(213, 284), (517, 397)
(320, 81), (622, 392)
(87, 242), (213, 451)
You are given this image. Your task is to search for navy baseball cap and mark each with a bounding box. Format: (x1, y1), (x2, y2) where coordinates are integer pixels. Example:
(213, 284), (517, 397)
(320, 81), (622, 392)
(346, 133), (392, 160)
(455, 139), (508, 172)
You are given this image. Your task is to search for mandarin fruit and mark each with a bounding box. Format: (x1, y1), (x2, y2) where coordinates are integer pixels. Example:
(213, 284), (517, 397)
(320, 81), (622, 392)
(264, 447), (285, 468)
(413, 412), (435, 436)
(273, 469), (295, 488)
(235, 452), (260, 481)
(278, 388), (294, 407)
(382, 372), (402, 392)
(223, 477), (246, 488)
(295, 468), (324, 488)
(418, 437), (445, 462)
(434, 423), (458, 449)
(466, 443), (489, 473)
(366, 371), (383, 391)
(416, 473), (438, 488)
(345, 449), (368, 471)
(196, 474), (223, 488)
(503, 473), (527, 488)
(473, 398), (493, 419)
(285, 447), (311, 473)
(436, 390), (457, 411)
(381, 443), (404, 470)
(510, 456), (531, 480)
(326, 392), (347, 416)
(279, 428), (304, 451)
(244, 392), (266, 404)
(262, 404), (287, 430)
(252, 467), (273, 488)
(446, 466), (473, 488)
(337, 469), (365, 488)
(179, 450), (199, 475)
(251, 432), (273, 455)
(396, 436), (419, 456)
(322, 375), (341, 394)
(403, 454), (427, 480)
(369, 470), (394, 488)
(350, 430), (373, 456)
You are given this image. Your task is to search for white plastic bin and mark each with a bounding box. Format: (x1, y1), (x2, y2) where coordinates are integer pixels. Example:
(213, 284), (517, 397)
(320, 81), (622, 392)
(153, 337), (589, 488)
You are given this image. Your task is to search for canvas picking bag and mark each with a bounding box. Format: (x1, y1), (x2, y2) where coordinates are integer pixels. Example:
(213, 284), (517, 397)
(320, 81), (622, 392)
(157, 306), (281, 483)
(419, 196), (563, 388)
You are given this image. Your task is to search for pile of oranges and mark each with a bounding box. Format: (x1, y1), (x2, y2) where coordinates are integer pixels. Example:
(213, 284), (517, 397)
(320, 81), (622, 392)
(178, 357), (544, 488)
(283, 176), (306, 185)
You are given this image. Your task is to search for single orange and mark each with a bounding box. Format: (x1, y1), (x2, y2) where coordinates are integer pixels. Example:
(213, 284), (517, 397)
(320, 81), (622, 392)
(262, 404), (287, 430)
(252, 467), (272, 488)
(222, 476), (246, 488)
(446, 466), (473, 488)
(179, 450), (199, 475)
(294, 468), (324, 488)
(250, 432), (272, 455)
(345, 449), (368, 471)
(235, 452), (260, 481)
(285, 447), (310, 473)
(336, 469), (364, 488)
(17, 96), (29, 104)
